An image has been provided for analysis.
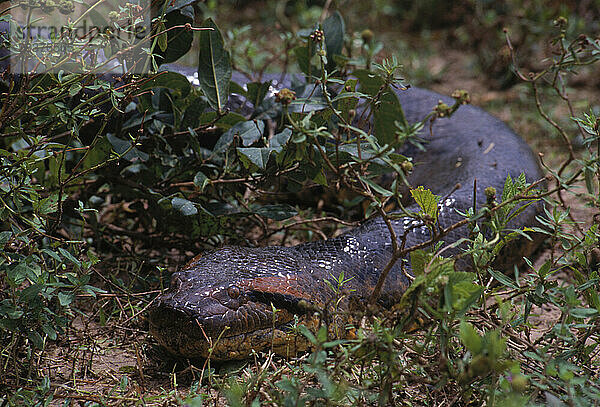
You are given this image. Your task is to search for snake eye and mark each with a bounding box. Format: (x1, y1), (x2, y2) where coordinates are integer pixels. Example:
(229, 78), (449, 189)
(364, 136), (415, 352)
(227, 285), (240, 299)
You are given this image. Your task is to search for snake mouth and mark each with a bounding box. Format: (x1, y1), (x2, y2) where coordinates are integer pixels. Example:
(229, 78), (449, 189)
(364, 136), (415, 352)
(149, 270), (321, 359)
(148, 296), (310, 360)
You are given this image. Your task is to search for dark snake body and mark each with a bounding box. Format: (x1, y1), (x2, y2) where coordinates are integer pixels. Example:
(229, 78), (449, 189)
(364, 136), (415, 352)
(148, 71), (544, 360)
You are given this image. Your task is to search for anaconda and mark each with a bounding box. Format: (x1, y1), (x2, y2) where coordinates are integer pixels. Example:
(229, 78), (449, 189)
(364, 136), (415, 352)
(148, 70), (544, 360)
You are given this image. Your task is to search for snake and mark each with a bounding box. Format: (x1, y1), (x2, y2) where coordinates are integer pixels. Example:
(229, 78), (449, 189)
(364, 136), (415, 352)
(147, 68), (544, 360)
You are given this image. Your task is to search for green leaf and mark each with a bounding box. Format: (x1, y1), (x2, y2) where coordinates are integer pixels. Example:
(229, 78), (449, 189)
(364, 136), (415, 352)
(20, 285), (42, 301)
(569, 307), (598, 319)
(68, 83), (82, 96)
(156, 10), (194, 64)
(254, 204), (297, 221)
(34, 193), (59, 215)
(120, 375), (128, 392)
(292, 42), (319, 77)
(0, 301), (23, 319)
(298, 324), (317, 345)
(483, 330), (506, 360)
(48, 153), (67, 188)
(501, 173), (524, 202)
(142, 71), (192, 99)
(182, 97), (209, 129)
(171, 197), (198, 216)
(58, 247), (81, 268)
(229, 80), (246, 96)
(522, 351), (544, 362)
(322, 339), (346, 349)
(193, 171), (209, 192)
(214, 120), (264, 153)
(312, 169), (327, 186)
(41, 323), (57, 340)
(276, 378), (299, 394)
(322, 11), (345, 71)
(410, 249), (428, 276)
(400, 255), (454, 308)
(246, 81), (272, 108)
(106, 133), (149, 162)
(58, 292), (73, 307)
(198, 18), (232, 111)
(269, 128), (292, 152)
(42, 249), (62, 263)
(446, 273), (482, 313)
(337, 79), (359, 123)
(460, 321), (483, 354)
(200, 112), (246, 132)
(238, 120), (265, 146)
(488, 267), (519, 289)
(157, 21), (168, 52)
(359, 175), (392, 197)
(237, 147), (273, 170)
(0, 231), (12, 246)
(410, 186), (440, 221)
(316, 325), (328, 343)
(82, 137), (111, 170)
(584, 167), (595, 195)
(353, 69), (407, 145)
(538, 260), (553, 279)
(28, 330), (44, 349)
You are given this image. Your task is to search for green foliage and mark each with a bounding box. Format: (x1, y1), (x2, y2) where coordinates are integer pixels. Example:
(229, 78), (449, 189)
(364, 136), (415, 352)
(410, 186), (440, 222)
(0, 0), (203, 397)
(198, 18), (232, 111)
(0, 114), (104, 388)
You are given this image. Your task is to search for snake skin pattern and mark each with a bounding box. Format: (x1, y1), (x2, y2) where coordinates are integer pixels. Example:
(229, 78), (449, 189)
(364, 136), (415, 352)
(148, 68), (544, 359)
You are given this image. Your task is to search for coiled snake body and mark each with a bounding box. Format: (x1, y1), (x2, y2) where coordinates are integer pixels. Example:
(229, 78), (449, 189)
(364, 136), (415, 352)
(148, 71), (543, 360)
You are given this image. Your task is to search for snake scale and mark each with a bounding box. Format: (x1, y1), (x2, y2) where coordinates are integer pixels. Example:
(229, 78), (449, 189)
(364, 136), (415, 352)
(148, 68), (544, 360)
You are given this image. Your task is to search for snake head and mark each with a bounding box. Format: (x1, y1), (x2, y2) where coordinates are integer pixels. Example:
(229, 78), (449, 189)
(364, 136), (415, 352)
(148, 246), (320, 360)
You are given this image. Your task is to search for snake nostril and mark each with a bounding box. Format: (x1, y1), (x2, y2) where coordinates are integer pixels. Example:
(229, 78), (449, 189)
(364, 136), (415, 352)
(227, 285), (240, 299)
